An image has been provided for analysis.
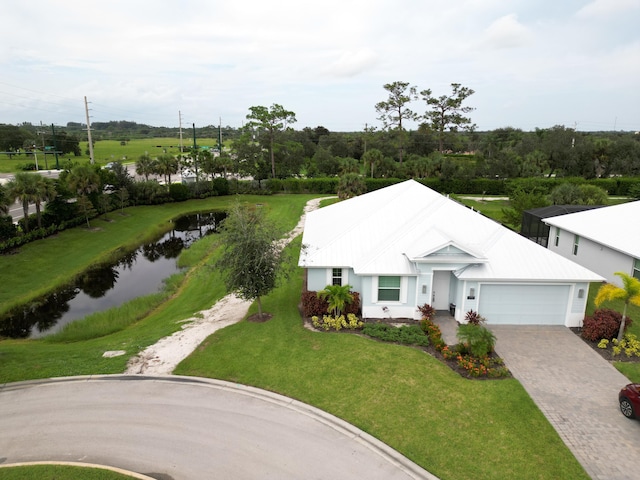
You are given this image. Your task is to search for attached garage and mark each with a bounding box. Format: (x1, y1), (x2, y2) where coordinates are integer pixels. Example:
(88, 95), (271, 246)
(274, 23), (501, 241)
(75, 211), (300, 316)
(478, 284), (571, 325)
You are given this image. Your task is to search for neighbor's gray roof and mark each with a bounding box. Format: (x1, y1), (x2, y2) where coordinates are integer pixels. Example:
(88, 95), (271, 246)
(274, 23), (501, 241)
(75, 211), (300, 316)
(544, 200), (640, 259)
(299, 180), (604, 282)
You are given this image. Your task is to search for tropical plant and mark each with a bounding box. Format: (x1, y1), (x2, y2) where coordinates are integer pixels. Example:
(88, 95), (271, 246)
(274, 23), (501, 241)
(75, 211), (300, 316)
(595, 272), (640, 341)
(135, 153), (156, 181)
(6, 172), (37, 232)
(155, 154), (180, 186)
(32, 175), (57, 228)
(337, 173), (366, 200)
(317, 284), (354, 318)
(457, 324), (496, 357)
(67, 164), (100, 197)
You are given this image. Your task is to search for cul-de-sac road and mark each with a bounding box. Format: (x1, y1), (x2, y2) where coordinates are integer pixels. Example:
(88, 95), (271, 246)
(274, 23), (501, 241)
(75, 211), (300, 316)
(0, 375), (436, 480)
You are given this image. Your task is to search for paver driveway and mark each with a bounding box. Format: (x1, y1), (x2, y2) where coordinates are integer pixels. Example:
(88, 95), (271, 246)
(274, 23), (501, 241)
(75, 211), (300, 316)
(491, 325), (640, 480)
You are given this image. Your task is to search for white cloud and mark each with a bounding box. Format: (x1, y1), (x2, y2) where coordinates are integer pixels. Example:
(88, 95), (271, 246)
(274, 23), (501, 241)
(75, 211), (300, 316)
(0, 0), (638, 131)
(480, 14), (532, 49)
(576, 0), (640, 18)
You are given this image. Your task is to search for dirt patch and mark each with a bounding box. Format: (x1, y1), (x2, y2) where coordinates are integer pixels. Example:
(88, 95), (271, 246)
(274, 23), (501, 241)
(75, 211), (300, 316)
(247, 312), (273, 323)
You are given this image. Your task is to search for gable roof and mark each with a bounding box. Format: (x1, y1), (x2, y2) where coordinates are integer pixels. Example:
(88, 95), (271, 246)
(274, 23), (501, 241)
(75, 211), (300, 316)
(543, 200), (640, 259)
(300, 180), (604, 282)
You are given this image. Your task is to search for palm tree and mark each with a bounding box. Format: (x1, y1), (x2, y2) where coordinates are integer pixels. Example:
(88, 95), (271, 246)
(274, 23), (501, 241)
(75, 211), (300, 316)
(6, 172), (37, 232)
(32, 176), (57, 229)
(317, 284), (354, 318)
(0, 183), (10, 216)
(67, 164), (100, 197)
(155, 154), (179, 186)
(595, 272), (640, 341)
(135, 154), (156, 181)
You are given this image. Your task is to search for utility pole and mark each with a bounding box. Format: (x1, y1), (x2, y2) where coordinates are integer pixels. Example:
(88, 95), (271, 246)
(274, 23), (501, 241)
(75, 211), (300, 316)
(178, 110), (184, 153)
(51, 124), (60, 170)
(192, 123), (199, 193)
(218, 117), (222, 151)
(84, 96), (95, 164)
(37, 121), (48, 169)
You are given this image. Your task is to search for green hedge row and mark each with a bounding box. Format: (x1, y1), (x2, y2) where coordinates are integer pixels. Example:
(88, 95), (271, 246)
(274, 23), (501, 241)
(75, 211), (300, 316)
(262, 176), (640, 196)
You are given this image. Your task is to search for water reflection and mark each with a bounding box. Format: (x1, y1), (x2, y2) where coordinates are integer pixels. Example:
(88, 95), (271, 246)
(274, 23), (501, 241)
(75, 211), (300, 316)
(0, 211), (226, 338)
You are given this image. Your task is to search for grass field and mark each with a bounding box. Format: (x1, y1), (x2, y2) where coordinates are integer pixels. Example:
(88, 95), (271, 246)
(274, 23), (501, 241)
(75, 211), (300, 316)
(0, 464), (137, 479)
(0, 137), (221, 172)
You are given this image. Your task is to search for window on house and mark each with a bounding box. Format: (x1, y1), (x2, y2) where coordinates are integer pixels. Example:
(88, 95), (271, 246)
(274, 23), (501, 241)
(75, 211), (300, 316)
(554, 227), (560, 247)
(573, 235), (580, 256)
(378, 276), (401, 301)
(332, 268), (342, 286)
(633, 259), (640, 280)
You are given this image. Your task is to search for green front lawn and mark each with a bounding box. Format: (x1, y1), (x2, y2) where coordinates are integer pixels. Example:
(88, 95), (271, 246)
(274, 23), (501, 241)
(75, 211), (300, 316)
(0, 464), (137, 480)
(0, 194), (591, 479)
(175, 237), (588, 480)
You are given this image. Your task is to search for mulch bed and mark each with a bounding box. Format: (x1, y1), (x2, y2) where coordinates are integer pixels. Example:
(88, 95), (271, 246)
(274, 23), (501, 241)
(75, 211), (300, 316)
(247, 312), (273, 323)
(570, 327), (640, 364)
(302, 316), (512, 380)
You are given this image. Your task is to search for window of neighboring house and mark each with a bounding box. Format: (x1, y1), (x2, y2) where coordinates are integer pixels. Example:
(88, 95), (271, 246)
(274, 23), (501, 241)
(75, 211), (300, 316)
(554, 227), (560, 247)
(633, 259), (640, 280)
(331, 268), (343, 286)
(378, 276), (401, 301)
(573, 235), (580, 255)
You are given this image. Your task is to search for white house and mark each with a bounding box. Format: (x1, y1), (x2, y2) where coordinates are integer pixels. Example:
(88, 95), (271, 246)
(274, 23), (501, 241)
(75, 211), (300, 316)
(544, 200), (640, 286)
(299, 180), (604, 327)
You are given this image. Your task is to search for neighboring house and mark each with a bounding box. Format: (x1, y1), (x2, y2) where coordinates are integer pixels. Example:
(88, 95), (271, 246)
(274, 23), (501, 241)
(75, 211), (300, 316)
(544, 200), (640, 286)
(521, 205), (604, 247)
(299, 180), (604, 327)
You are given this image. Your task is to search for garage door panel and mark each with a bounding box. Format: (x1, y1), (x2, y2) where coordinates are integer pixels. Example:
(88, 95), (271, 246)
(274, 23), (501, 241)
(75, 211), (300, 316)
(478, 284), (570, 325)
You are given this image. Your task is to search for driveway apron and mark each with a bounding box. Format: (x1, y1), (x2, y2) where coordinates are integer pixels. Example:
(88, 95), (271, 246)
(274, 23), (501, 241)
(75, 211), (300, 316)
(491, 325), (640, 480)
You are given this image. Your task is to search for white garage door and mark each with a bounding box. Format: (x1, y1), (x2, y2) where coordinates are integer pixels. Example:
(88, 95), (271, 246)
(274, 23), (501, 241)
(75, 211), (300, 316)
(478, 284), (570, 325)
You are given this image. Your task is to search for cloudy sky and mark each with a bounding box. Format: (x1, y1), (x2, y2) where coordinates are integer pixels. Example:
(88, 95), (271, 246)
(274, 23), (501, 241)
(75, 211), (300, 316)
(1, 0), (638, 132)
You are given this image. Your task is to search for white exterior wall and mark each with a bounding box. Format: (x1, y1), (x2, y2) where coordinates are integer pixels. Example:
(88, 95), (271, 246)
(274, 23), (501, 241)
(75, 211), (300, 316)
(548, 227), (631, 286)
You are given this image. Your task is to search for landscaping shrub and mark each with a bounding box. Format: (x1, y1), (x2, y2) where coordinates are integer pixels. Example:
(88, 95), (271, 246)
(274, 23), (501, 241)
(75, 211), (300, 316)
(169, 183), (190, 201)
(581, 308), (632, 342)
(362, 323), (429, 347)
(212, 177), (230, 196)
(311, 313), (363, 331)
(417, 303), (436, 321)
(301, 290), (360, 317)
(457, 324), (496, 357)
(464, 309), (486, 326)
(419, 316), (445, 350)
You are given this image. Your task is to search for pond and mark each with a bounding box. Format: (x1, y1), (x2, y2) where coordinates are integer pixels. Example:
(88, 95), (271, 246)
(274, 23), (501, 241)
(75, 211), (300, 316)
(0, 212), (226, 339)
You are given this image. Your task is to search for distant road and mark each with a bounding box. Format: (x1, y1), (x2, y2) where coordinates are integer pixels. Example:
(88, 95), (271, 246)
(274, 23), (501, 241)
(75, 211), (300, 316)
(0, 170), (61, 222)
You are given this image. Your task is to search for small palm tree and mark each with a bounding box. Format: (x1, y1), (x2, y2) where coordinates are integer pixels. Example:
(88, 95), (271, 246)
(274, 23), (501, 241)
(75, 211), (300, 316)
(7, 172), (37, 232)
(317, 284), (354, 318)
(595, 272), (640, 341)
(32, 176), (57, 229)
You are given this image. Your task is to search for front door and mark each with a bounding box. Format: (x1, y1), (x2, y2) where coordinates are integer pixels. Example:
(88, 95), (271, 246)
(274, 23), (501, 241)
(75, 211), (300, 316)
(432, 271), (451, 310)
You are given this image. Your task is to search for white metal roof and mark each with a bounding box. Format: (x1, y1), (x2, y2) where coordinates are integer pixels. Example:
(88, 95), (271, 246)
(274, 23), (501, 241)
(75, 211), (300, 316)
(299, 180), (604, 282)
(543, 200), (640, 259)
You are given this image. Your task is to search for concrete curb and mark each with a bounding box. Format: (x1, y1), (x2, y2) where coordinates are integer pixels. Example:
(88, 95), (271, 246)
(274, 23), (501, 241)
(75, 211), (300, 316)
(1, 374), (439, 480)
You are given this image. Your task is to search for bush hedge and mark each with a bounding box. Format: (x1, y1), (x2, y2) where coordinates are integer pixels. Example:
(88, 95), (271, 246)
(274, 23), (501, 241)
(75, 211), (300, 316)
(582, 308), (633, 341)
(301, 290), (360, 317)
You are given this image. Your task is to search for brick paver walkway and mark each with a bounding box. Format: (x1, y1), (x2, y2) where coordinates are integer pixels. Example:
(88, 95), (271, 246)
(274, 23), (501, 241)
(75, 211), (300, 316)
(490, 325), (640, 480)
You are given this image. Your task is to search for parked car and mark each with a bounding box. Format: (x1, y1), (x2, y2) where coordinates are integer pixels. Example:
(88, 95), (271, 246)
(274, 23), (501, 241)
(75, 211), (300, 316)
(619, 383), (640, 419)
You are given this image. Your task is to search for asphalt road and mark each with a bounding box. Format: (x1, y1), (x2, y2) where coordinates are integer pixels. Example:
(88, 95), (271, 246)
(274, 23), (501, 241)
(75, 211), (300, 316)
(0, 376), (436, 480)
(1, 170), (61, 222)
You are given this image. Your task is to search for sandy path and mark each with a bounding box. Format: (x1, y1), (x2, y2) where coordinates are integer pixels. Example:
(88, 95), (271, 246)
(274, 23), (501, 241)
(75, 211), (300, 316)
(124, 197), (327, 375)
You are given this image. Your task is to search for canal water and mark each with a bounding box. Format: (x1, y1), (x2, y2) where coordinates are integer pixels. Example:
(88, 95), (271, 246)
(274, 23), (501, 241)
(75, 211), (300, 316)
(0, 212), (226, 339)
